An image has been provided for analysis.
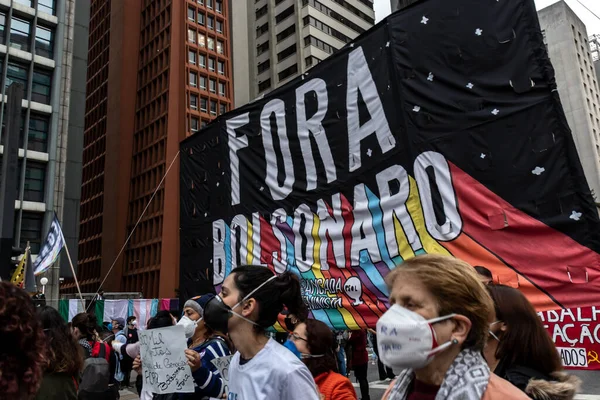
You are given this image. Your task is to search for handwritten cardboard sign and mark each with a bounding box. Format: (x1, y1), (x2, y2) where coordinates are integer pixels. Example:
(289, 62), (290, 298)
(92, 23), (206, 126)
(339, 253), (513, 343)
(539, 306), (600, 370)
(211, 355), (233, 385)
(139, 325), (195, 393)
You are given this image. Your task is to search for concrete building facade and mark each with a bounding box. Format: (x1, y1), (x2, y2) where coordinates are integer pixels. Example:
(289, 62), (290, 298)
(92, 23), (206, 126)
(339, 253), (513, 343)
(539, 1), (600, 201)
(0, 0), (86, 296)
(68, 0), (232, 299)
(231, 0), (375, 107)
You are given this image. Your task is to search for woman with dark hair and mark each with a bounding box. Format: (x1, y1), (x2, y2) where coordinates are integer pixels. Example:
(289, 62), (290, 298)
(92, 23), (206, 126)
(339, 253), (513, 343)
(203, 265), (320, 400)
(288, 319), (357, 400)
(0, 282), (46, 399)
(485, 285), (580, 400)
(177, 294), (233, 400)
(35, 306), (84, 399)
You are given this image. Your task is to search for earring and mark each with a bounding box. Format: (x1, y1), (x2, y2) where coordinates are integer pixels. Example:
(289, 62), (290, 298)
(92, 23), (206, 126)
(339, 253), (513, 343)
(451, 338), (459, 345)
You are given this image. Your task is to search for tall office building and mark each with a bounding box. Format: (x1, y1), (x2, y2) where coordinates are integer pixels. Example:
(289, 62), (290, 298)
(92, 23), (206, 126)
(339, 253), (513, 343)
(0, 0), (86, 289)
(592, 34), (600, 85)
(231, 0), (375, 107)
(539, 1), (600, 202)
(69, 0), (232, 298)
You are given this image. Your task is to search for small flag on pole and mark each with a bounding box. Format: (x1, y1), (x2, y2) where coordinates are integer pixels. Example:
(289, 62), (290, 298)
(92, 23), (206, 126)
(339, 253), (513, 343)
(33, 215), (65, 276)
(10, 251), (26, 288)
(24, 245), (36, 293)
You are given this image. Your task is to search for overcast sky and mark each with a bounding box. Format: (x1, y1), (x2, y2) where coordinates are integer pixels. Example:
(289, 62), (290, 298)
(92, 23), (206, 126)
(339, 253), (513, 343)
(373, 0), (600, 36)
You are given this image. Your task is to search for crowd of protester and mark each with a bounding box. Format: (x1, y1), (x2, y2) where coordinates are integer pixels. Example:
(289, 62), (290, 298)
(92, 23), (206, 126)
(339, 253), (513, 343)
(0, 255), (583, 400)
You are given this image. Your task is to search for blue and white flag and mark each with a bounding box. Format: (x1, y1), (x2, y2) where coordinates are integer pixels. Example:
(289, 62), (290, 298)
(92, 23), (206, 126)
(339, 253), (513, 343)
(33, 215), (65, 276)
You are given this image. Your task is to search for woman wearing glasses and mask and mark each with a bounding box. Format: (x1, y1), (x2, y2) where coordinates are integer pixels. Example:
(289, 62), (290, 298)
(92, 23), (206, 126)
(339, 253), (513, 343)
(485, 285), (580, 400)
(379, 255), (529, 400)
(202, 265), (320, 400)
(286, 319), (357, 400)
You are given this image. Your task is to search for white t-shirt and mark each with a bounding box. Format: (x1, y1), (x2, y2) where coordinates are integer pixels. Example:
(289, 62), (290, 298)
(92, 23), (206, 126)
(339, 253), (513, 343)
(227, 338), (320, 400)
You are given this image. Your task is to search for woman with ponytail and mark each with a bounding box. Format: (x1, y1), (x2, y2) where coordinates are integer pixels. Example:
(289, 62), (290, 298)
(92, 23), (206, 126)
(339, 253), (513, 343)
(202, 265), (320, 400)
(287, 319), (357, 400)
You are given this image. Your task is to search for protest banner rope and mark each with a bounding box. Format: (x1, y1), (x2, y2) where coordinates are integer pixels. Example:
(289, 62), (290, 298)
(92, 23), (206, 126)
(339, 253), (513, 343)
(85, 151), (181, 312)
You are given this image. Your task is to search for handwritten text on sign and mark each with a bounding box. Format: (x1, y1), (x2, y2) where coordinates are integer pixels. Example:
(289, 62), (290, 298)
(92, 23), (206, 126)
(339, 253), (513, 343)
(139, 325), (195, 393)
(539, 306), (600, 370)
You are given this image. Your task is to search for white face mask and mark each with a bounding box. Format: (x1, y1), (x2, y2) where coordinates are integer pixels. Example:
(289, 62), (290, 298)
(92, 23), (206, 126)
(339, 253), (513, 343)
(376, 304), (456, 370)
(177, 315), (198, 339)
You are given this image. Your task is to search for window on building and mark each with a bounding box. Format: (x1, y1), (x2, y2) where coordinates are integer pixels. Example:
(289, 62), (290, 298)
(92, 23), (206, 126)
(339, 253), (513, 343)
(189, 71), (198, 87)
(200, 75), (207, 90)
(305, 56), (321, 68)
(0, 13), (6, 44)
(201, 98), (208, 112)
(276, 24), (295, 43)
(188, 6), (195, 20)
(200, 54), (206, 68)
(209, 58), (215, 71)
(20, 212), (43, 254)
(189, 50), (197, 64)
(219, 103), (227, 115)
(216, 20), (223, 34)
(258, 59), (270, 74)
(13, 0), (32, 8)
(277, 44), (296, 62)
(188, 28), (196, 43)
(32, 69), (52, 104)
(216, 0), (223, 13)
(6, 62), (29, 92)
(278, 64), (298, 82)
(208, 37), (215, 51)
(218, 60), (225, 75)
(10, 17), (31, 52)
(199, 34), (206, 47)
(35, 25), (54, 58)
(207, 0), (213, 9)
(198, 0), (204, 4)
(209, 78), (216, 93)
(210, 100), (217, 115)
(258, 79), (271, 93)
(275, 5), (294, 23)
(28, 114), (48, 152)
(217, 40), (224, 54)
(201, 120), (208, 129)
(198, 12), (205, 26)
(38, 0), (56, 15)
(23, 161), (46, 202)
(208, 16), (214, 30)
(256, 5), (267, 19)
(304, 36), (336, 54)
(219, 82), (225, 96)
(257, 40), (269, 55)
(256, 22), (269, 37)
(190, 94), (198, 110)
(191, 117), (199, 132)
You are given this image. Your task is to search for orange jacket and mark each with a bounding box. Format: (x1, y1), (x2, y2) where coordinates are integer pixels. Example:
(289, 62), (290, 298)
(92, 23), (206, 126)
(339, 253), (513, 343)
(314, 371), (357, 400)
(382, 373), (531, 400)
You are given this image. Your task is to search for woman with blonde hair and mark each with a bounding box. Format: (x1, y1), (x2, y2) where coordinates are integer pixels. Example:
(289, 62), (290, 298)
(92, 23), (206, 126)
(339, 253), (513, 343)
(378, 254), (528, 400)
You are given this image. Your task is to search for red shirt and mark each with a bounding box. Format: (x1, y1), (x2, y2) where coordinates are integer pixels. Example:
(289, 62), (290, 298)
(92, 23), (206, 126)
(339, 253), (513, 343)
(349, 330), (369, 366)
(407, 379), (440, 400)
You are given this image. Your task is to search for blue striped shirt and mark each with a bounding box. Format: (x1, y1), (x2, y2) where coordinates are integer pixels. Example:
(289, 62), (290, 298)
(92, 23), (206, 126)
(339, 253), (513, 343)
(180, 336), (231, 399)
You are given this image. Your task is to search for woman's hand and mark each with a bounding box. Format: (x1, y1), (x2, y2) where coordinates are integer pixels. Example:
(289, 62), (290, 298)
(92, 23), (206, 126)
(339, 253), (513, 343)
(133, 355), (142, 373)
(185, 349), (202, 372)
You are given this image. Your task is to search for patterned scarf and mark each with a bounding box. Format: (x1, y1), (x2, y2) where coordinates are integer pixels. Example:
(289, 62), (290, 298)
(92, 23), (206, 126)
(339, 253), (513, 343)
(387, 349), (490, 400)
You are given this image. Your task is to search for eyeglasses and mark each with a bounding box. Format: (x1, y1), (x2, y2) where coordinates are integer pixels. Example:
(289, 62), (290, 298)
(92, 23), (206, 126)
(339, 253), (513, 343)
(289, 332), (308, 343)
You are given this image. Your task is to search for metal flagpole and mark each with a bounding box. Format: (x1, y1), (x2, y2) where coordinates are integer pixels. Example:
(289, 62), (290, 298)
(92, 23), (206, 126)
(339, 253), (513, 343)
(60, 231), (85, 310)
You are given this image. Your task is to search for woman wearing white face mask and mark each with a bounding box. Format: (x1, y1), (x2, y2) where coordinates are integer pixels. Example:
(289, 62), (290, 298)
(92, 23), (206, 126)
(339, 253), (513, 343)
(177, 294), (233, 400)
(378, 255), (529, 400)
(202, 265), (320, 400)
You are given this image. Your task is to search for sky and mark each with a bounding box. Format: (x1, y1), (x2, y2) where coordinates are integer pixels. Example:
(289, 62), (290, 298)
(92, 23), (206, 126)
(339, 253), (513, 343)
(373, 0), (600, 36)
